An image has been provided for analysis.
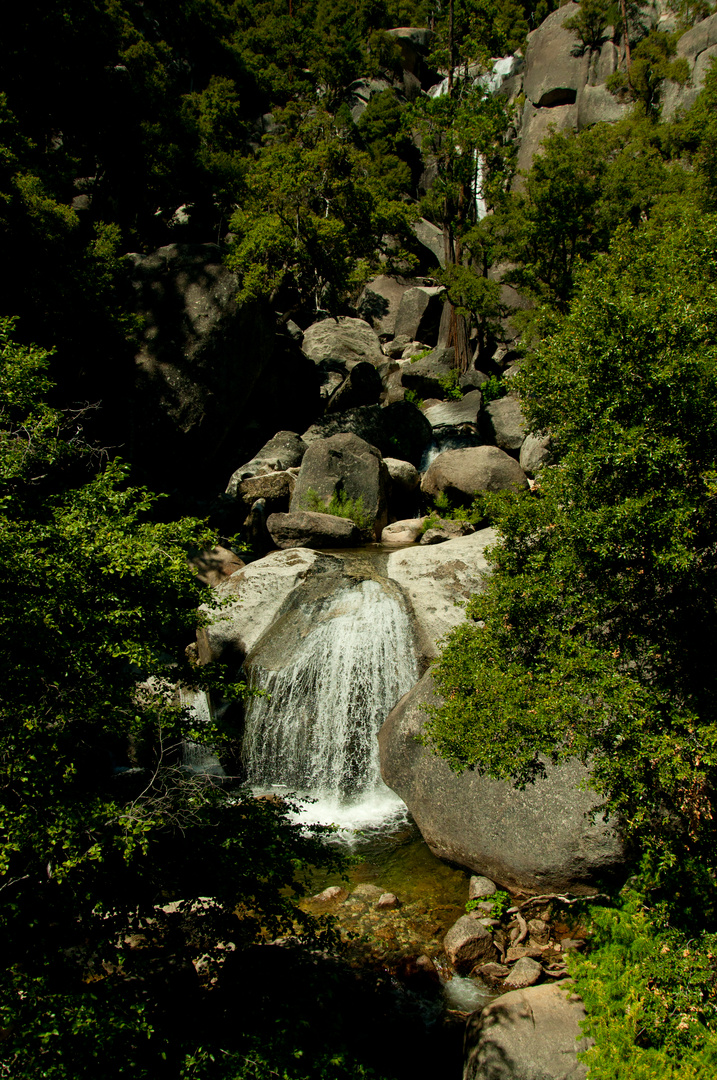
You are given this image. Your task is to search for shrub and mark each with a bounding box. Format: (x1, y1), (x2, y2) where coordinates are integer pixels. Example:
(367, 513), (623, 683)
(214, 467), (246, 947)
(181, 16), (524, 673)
(302, 488), (373, 533)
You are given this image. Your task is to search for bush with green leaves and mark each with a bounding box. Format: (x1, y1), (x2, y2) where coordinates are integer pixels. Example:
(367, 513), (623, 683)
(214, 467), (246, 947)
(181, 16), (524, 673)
(570, 890), (717, 1078)
(426, 210), (717, 1073)
(607, 31), (690, 117)
(465, 890), (511, 919)
(0, 318), (347, 1077)
(563, 0), (611, 54)
(437, 368), (463, 400)
(427, 211), (717, 893)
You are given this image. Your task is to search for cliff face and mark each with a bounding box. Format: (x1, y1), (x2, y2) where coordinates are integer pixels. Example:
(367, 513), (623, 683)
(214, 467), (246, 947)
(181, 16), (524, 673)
(510, 4), (717, 177)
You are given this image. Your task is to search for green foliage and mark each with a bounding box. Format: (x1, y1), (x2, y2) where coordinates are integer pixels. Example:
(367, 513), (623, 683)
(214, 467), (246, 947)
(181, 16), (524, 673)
(227, 103), (415, 312)
(423, 489), (489, 527)
(438, 264), (507, 359)
(413, 81), (512, 237)
(487, 115), (690, 307)
(607, 31), (690, 117)
(404, 388), (425, 407)
(570, 891), (717, 1077)
(675, 56), (717, 210)
(302, 487), (373, 532)
(437, 368), (463, 400)
(357, 89), (418, 200)
(429, 0), (530, 70)
(564, 0), (611, 53)
(667, 0), (713, 29)
(481, 374), (507, 402)
(0, 319), (345, 1076)
(465, 890), (511, 918)
(426, 214), (717, 890)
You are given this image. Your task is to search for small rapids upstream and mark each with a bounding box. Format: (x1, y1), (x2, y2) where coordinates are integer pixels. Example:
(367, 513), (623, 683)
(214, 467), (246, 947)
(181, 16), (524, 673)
(242, 573), (419, 832)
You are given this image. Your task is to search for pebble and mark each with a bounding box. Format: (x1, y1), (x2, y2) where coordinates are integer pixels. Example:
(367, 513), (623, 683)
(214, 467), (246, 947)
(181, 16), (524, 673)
(528, 918), (550, 945)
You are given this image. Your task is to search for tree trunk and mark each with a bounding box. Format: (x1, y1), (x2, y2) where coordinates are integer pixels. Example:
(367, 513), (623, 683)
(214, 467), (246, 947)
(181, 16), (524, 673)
(620, 0), (632, 87)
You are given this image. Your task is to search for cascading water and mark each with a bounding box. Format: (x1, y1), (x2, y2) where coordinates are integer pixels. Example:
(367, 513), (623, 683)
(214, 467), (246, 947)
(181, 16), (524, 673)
(179, 686), (226, 780)
(242, 575), (419, 831)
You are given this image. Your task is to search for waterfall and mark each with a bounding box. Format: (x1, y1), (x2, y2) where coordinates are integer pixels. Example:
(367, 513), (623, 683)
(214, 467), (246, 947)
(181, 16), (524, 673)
(242, 577), (418, 826)
(179, 686), (226, 780)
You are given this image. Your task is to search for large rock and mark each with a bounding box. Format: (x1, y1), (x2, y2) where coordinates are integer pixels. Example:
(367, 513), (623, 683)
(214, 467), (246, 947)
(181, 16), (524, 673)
(523, 5), (588, 108)
(386, 529), (495, 661)
(520, 432), (551, 477)
(315, 360), (353, 402)
(234, 470), (296, 514)
(516, 100), (578, 179)
(189, 546), (244, 587)
(267, 511), (362, 549)
(129, 247), (322, 493)
(226, 431), (307, 494)
(197, 549), (336, 665)
(463, 983), (592, 1080)
(384, 457), (421, 520)
(482, 397), (527, 454)
(412, 218), (446, 267)
(419, 519), (475, 545)
(127, 244), (292, 492)
(290, 433), (389, 539)
(302, 317), (383, 365)
(326, 362), (383, 413)
(421, 446), (529, 503)
(577, 81), (629, 129)
(393, 286), (445, 346)
(444, 916), (498, 973)
(381, 401), (434, 465)
(358, 275), (410, 336)
(400, 347), (455, 399)
(662, 14), (717, 120)
(387, 26), (434, 82)
(382, 518), (428, 544)
(384, 457), (420, 494)
(379, 668), (624, 893)
(423, 389), (482, 430)
(302, 403), (432, 467)
(348, 76), (394, 122)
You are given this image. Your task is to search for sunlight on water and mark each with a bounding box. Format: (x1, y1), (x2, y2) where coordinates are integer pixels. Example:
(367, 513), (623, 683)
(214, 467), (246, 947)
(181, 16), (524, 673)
(243, 578), (419, 812)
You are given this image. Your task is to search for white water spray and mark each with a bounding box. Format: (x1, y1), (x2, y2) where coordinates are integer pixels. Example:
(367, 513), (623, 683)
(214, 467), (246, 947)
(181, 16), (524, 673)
(242, 577), (419, 827)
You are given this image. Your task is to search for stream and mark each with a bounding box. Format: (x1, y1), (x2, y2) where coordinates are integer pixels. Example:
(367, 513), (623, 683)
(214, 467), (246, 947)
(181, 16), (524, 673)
(235, 543), (497, 1019)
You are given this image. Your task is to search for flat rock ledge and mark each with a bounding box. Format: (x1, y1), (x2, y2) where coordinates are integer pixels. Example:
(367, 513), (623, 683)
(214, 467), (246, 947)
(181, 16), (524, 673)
(266, 511), (362, 549)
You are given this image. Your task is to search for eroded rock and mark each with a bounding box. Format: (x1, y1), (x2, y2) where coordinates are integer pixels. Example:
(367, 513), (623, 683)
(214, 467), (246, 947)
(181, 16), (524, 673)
(197, 549), (340, 665)
(386, 529), (495, 660)
(302, 316), (383, 365)
(290, 432), (389, 539)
